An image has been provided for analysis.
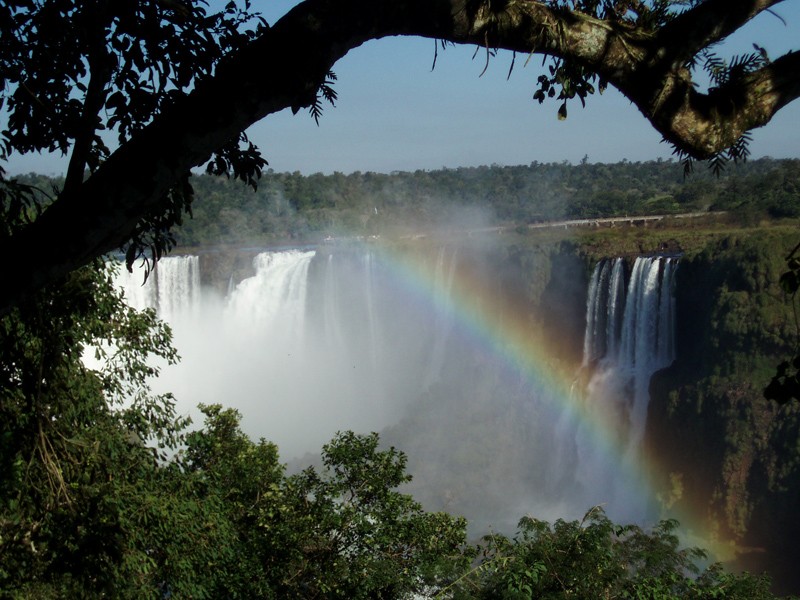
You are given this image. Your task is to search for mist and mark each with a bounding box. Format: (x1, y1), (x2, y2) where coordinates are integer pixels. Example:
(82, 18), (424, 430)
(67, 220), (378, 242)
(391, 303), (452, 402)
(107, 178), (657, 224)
(112, 228), (680, 540)
(117, 244), (473, 459)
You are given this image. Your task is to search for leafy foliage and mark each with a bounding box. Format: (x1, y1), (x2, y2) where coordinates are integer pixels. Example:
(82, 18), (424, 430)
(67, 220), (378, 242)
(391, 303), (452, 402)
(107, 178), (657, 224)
(674, 46), (770, 176)
(0, 0), (268, 275)
(765, 242), (800, 404)
(309, 71), (339, 126)
(1, 0), (264, 161)
(447, 507), (777, 599)
(0, 261), (187, 597)
(533, 56), (604, 122)
(271, 430), (470, 598)
(0, 166), (51, 240)
(205, 131), (267, 191)
(700, 49), (768, 90)
(524, 0), (688, 123)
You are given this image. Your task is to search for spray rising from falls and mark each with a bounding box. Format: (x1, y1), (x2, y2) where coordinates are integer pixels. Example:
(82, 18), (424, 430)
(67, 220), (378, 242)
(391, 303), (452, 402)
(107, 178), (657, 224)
(115, 249), (460, 459)
(114, 249), (678, 530)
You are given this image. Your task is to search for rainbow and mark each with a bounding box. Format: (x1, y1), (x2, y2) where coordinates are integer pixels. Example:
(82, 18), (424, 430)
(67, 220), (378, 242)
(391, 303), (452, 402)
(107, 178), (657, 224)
(366, 240), (740, 564)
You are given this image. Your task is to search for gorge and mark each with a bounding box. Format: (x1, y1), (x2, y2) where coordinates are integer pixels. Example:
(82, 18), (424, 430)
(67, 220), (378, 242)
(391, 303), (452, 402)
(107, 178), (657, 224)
(115, 227), (800, 592)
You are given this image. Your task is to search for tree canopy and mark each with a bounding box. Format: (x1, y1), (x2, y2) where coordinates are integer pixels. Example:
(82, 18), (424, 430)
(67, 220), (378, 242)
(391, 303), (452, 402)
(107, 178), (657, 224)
(1, 0), (799, 313)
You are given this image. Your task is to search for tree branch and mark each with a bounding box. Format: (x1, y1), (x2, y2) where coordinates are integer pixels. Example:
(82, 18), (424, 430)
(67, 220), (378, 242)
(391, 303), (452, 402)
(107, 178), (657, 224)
(655, 0), (787, 66)
(63, 42), (113, 196)
(650, 50), (800, 157)
(2, 0), (799, 313)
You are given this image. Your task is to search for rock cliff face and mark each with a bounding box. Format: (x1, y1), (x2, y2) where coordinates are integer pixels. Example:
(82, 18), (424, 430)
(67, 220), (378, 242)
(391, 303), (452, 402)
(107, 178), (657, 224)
(645, 230), (800, 593)
(386, 229), (800, 590)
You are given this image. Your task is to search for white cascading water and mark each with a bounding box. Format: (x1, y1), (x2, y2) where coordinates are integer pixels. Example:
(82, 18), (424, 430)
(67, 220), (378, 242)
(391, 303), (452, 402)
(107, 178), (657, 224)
(114, 249), (453, 458)
(575, 255), (678, 520)
(113, 249), (677, 530)
(424, 247), (459, 388)
(224, 251), (313, 333)
(116, 255), (201, 322)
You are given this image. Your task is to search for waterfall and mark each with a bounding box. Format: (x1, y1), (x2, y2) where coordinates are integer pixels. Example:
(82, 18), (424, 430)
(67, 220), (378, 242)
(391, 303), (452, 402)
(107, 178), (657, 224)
(576, 255), (678, 518)
(156, 255), (201, 322)
(116, 248), (461, 458)
(224, 251), (313, 334)
(424, 247), (458, 387)
(111, 247), (678, 531)
(582, 260), (603, 366)
(114, 255), (201, 320)
(584, 255), (677, 371)
(606, 258), (626, 361)
(363, 251), (383, 370)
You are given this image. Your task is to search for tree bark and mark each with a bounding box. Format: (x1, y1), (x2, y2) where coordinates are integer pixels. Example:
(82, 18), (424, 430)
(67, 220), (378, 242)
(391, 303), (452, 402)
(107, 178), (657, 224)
(2, 0), (798, 313)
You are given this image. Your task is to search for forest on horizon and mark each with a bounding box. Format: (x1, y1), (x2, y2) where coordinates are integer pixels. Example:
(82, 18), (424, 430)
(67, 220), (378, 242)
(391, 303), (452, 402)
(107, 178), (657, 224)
(15, 157), (800, 250)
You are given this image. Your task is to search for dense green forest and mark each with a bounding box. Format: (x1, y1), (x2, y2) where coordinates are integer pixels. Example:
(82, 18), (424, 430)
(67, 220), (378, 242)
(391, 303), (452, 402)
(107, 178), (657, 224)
(177, 159), (800, 245)
(181, 157), (799, 245)
(16, 157), (800, 248)
(4, 160), (800, 598)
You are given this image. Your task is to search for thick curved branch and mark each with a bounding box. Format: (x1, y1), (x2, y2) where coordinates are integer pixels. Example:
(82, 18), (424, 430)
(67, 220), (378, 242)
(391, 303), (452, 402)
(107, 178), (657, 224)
(646, 50), (800, 157)
(2, 0), (799, 313)
(656, 0), (787, 66)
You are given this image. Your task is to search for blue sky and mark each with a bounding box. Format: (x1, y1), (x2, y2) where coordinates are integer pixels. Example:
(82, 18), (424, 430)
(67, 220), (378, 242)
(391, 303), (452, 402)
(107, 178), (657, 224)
(7, 0), (800, 176)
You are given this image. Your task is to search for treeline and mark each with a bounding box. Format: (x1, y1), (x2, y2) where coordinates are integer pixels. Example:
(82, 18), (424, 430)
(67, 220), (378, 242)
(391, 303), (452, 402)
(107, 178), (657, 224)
(177, 157), (800, 245)
(177, 159), (800, 245)
(14, 157), (800, 249)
